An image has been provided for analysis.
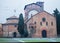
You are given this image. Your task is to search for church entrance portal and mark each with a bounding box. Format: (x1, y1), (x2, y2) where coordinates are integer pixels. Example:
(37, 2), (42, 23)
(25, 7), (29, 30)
(42, 30), (47, 38)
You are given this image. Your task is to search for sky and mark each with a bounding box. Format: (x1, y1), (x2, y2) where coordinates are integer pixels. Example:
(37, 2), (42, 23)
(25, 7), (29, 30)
(0, 0), (60, 23)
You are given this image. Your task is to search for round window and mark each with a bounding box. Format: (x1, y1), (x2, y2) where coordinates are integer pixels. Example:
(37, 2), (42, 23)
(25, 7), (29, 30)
(42, 18), (46, 22)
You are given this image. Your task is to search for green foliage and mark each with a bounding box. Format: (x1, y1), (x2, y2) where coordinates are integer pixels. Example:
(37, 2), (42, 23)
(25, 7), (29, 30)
(24, 24), (28, 37)
(17, 13), (24, 37)
(53, 8), (60, 35)
(54, 8), (59, 16)
(17, 13), (28, 37)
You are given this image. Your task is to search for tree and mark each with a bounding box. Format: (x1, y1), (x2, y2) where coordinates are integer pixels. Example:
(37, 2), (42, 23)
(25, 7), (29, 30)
(54, 8), (59, 17)
(13, 32), (17, 37)
(57, 13), (60, 34)
(17, 13), (24, 37)
(53, 8), (60, 35)
(24, 23), (28, 37)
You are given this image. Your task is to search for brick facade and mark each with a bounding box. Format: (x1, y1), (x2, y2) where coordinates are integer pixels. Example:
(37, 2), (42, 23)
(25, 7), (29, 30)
(26, 11), (57, 38)
(0, 24), (3, 37)
(2, 16), (20, 37)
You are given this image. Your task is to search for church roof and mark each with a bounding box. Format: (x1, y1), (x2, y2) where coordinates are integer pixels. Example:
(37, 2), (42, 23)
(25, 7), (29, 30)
(10, 15), (17, 18)
(6, 15), (19, 20)
(26, 11), (55, 23)
(24, 2), (44, 10)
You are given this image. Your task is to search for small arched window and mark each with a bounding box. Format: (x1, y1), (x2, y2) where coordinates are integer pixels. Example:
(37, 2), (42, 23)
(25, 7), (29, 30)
(46, 22), (48, 26)
(40, 22), (42, 26)
(34, 22), (36, 24)
(51, 22), (53, 26)
(31, 26), (33, 29)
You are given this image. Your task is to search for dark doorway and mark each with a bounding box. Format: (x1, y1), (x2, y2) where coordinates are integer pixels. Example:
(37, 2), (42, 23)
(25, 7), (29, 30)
(42, 30), (47, 38)
(13, 32), (17, 37)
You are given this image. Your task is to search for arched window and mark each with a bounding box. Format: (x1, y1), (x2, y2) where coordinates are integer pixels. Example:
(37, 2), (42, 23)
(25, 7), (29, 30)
(46, 22), (48, 26)
(40, 22), (42, 26)
(31, 26), (33, 28)
(51, 22), (53, 26)
(34, 22), (36, 24)
(42, 18), (46, 22)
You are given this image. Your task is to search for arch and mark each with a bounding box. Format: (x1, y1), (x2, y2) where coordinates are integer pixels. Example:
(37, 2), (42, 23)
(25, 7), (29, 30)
(24, 5), (42, 16)
(42, 30), (47, 38)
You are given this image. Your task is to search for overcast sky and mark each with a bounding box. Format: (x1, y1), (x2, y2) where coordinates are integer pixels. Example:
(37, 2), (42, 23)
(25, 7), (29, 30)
(0, 0), (60, 23)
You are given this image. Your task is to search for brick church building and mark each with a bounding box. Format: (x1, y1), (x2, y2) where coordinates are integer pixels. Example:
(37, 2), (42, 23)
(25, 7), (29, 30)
(24, 2), (57, 38)
(0, 2), (57, 38)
